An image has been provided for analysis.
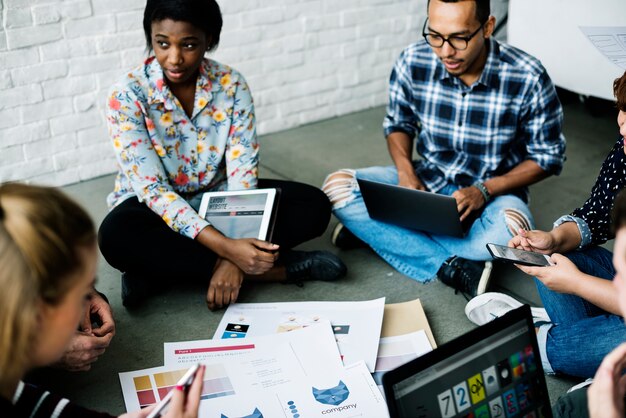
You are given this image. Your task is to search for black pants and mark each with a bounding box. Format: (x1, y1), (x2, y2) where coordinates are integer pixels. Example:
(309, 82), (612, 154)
(98, 179), (331, 279)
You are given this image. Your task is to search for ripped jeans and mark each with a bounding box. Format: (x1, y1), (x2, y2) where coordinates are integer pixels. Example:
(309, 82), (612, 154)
(322, 165), (534, 282)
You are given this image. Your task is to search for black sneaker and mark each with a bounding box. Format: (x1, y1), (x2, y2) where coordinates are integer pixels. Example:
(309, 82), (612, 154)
(331, 223), (367, 250)
(436, 256), (493, 299)
(283, 250), (347, 283)
(121, 272), (150, 308)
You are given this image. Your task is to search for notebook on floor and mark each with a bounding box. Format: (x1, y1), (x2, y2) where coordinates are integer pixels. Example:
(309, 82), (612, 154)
(382, 305), (552, 418)
(357, 178), (478, 238)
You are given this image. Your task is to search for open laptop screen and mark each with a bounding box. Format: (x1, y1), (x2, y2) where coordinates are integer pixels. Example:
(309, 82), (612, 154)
(385, 306), (551, 418)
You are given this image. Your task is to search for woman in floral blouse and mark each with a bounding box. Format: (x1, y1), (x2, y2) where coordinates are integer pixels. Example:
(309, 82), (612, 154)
(99, 0), (346, 309)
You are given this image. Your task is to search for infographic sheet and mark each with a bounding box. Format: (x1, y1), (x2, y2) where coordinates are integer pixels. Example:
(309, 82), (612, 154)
(213, 298), (385, 372)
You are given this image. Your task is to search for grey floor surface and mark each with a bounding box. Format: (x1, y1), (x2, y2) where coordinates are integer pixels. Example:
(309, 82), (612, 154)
(27, 97), (618, 415)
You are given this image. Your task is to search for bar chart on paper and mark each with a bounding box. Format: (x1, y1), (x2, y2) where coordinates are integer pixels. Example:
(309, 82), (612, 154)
(130, 364), (236, 409)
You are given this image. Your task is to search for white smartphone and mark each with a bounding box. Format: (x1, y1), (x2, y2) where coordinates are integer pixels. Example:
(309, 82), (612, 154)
(146, 364), (201, 418)
(486, 243), (554, 267)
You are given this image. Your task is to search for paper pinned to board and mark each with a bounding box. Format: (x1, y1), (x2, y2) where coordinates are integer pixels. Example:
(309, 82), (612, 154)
(580, 26), (626, 69)
(381, 298), (436, 348)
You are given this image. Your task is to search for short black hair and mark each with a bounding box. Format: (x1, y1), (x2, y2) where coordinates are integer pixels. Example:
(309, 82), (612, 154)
(427, 0), (490, 25)
(143, 0), (222, 51)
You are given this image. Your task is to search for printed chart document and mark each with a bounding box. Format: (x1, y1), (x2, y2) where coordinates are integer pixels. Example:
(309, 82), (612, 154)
(213, 298), (385, 372)
(163, 322), (343, 379)
(194, 360), (388, 418)
(373, 330), (433, 395)
(120, 342), (389, 417)
(119, 341), (304, 412)
(580, 26), (626, 69)
(373, 299), (436, 396)
(197, 360), (389, 418)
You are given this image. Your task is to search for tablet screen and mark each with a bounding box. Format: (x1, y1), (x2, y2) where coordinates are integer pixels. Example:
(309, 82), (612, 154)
(199, 189), (276, 240)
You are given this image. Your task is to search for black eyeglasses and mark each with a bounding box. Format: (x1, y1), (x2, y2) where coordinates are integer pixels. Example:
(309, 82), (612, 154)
(422, 19), (485, 51)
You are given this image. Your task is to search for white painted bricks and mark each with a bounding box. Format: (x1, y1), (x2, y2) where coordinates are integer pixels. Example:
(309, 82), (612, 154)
(0, 0), (429, 186)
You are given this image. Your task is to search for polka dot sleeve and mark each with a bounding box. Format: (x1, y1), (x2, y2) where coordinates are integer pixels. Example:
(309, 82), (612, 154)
(569, 138), (626, 247)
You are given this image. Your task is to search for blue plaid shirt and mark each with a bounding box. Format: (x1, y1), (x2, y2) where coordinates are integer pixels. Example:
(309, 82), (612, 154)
(383, 39), (566, 202)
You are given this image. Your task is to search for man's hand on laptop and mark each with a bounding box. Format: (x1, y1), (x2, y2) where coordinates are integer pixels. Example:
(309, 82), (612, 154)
(453, 186), (485, 221)
(397, 170), (426, 191)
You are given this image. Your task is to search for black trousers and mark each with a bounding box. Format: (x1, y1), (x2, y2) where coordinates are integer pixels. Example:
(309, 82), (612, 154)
(98, 179), (331, 279)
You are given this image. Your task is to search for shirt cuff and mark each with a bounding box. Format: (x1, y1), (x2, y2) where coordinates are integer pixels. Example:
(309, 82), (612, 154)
(553, 215), (591, 249)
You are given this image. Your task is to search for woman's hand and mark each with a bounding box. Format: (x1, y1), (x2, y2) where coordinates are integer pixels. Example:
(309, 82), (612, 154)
(589, 343), (626, 418)
(196, 228), (278, 275)
(119, 365), (205, 418)
(220, 238), (278, 275)
(207, 258), (244, 311)
(514, 253), (582, 294)
(508, 229), (556, 254)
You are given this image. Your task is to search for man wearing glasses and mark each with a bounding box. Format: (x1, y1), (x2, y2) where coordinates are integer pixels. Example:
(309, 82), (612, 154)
(322, 0), (565, 295)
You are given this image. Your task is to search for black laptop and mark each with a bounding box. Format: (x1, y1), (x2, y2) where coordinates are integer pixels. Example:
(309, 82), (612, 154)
(357, 178), (477, 238)
(382, 305), (552, 418)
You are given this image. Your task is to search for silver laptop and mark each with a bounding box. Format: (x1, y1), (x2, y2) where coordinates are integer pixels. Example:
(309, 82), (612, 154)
(357, 178), (476, 238)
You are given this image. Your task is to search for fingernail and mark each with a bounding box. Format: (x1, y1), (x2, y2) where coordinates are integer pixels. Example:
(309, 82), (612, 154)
(175, 385), (184, 391)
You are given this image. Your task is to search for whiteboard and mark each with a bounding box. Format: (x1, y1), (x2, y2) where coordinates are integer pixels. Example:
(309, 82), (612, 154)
(508, 0), (626, 100)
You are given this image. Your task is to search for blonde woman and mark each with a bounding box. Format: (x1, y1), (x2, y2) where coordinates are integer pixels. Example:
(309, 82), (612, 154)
(0, 183), (203, 417)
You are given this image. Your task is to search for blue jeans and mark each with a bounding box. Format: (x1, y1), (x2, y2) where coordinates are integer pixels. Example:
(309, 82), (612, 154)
(536, 246), (626, 378)
(330, 165), (534, 281)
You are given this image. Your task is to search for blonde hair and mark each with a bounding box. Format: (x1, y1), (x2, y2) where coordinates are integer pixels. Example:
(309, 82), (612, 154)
(0, 183), (95, 395)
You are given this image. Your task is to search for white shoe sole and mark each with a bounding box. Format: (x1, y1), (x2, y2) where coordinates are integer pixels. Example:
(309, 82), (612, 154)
(465, 292), (523, 324)
(476, 260), (493, 295)
(331, 223), (344, 246)
(465, 292), (551, 325)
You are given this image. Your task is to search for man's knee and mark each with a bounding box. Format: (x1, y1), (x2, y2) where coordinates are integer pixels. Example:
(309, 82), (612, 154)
(322, 169), (357, 209)
(504, 207), (533, 237)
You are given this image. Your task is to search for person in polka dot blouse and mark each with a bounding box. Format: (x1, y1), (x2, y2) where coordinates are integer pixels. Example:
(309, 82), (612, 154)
(468, 70), (626, 380)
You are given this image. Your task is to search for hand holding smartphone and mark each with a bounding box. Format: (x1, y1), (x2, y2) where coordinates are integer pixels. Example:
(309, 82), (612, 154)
(486, 243), (554, 267)
(146, 364), (201, 418)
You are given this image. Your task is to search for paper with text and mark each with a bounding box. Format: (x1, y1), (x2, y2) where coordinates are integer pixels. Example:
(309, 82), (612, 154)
(580, 26), (626, 69)
(213, 298), (385, 372)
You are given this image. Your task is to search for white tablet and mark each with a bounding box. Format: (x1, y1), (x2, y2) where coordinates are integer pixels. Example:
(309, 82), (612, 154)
(198, 188), (278, 241)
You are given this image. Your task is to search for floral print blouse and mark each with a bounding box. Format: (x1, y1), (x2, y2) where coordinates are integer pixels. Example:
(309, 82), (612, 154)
(106, 57), (259, 239)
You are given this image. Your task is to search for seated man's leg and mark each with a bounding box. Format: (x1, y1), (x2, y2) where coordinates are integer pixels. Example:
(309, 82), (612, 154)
(322, 166), (452, 281)
(432, 193), (535, 261)
(433, 194), (534, 296)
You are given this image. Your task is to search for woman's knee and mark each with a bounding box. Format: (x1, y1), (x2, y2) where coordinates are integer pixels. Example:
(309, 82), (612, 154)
(322, 169), (358, 209)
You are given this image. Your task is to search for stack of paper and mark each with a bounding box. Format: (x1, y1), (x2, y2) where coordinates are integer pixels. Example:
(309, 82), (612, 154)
(119, 298), (435, 417)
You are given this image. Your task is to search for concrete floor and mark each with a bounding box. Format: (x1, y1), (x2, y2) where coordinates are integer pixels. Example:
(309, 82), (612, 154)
(27, 96), (618, 414)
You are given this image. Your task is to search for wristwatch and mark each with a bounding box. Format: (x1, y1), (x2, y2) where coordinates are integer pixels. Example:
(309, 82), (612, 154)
(473, 182), (491, 203)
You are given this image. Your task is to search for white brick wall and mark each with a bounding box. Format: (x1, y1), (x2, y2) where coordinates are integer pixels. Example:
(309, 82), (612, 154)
(0, 0), (507, 186)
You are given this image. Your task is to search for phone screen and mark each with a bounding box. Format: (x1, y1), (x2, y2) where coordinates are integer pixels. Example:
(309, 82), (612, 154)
(489, 244), (551, 267)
